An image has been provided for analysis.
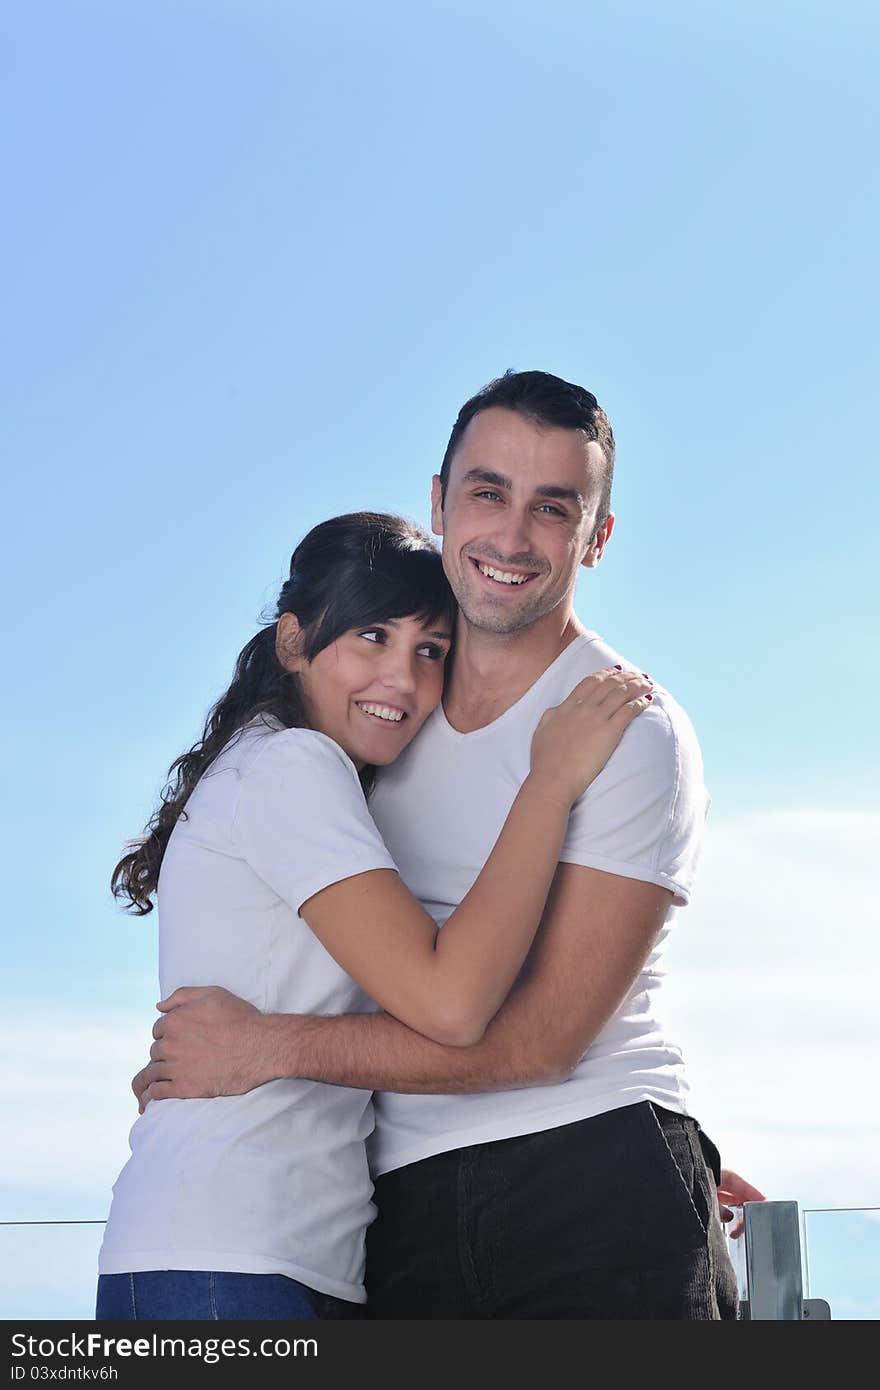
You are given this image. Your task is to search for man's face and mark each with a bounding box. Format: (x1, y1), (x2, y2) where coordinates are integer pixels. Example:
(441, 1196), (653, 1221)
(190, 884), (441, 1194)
(431, 407), (613, 636)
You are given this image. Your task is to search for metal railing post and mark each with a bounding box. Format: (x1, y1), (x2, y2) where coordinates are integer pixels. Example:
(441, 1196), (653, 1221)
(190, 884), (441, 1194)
(737, 1200), (831, 1319)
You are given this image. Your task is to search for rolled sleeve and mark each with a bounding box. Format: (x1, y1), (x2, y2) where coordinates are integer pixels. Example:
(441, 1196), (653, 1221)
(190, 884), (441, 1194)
(559, 698), (709, 907)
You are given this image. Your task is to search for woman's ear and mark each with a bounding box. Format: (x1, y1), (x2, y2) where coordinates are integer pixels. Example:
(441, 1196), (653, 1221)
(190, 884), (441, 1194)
(276, 612), (304, 672)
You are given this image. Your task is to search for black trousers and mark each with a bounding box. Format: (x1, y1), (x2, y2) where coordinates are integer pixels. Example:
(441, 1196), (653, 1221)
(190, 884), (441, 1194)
(366, 1102), (739, 1319)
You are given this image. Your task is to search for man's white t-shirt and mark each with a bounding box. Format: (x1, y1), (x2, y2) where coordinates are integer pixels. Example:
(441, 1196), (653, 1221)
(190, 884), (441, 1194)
(366, 632), (709, 1179)
(98, 722), (397, 1303)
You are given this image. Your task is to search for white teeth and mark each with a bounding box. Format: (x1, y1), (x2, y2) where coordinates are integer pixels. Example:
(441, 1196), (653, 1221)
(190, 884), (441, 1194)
(356, 702), (405, 723)
(477, 562), (532, 585)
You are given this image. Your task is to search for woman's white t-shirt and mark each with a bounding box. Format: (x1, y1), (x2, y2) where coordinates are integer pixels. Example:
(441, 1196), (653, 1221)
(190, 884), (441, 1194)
(98, 721), (397, 1303)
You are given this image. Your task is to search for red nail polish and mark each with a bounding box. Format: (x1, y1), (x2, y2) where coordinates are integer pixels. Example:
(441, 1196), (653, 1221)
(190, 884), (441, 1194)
(642, 672), (650, 678)
(614, 664), (622, 670)
(646, 693), (653, 701)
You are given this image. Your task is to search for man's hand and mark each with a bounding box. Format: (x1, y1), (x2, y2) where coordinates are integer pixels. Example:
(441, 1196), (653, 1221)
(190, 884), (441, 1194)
(131, 986), (273, 1111)
(717, 1168), (766, 1239)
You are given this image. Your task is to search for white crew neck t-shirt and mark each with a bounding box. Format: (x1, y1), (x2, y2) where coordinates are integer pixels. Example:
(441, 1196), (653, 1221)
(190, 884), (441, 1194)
(98, 722), (397, 1303)
(366, 632), (709, 1179)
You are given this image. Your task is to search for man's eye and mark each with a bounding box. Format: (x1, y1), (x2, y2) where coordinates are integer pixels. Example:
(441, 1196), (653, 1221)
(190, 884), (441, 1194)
(538, 504), (566, 517)
(474, 490), (502, 501)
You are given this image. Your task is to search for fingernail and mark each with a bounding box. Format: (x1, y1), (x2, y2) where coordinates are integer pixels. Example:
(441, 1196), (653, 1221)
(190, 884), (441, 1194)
(614, 664), (622, 670)
(642, 672), (650, 678)
(646, 693), (653, 701)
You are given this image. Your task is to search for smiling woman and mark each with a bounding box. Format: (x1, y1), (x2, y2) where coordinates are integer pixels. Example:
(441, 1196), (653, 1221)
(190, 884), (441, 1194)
(99, 509), (653, 1321)
(274, 610), (452, 769)
(111, 513), (456, 915)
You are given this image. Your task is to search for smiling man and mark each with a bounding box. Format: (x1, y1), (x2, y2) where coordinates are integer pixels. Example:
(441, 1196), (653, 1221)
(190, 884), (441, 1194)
(137, 370), (758, 1319)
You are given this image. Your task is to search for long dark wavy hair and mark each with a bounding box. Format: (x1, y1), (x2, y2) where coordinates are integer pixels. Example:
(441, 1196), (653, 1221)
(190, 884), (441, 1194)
(112, 512), (455, 915)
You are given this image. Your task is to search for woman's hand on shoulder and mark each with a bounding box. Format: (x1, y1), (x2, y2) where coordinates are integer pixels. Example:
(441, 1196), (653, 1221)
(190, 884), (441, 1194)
(529, 666), (654, 806)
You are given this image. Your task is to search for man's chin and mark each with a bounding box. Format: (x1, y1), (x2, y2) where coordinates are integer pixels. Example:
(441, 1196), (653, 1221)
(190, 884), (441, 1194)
(458, 597), (542, 636)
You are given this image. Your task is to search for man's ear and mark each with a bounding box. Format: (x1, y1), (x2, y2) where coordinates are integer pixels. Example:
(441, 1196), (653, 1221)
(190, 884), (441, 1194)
(276, 612), (304, 672)
(581, 512), (615, 570)
(430, 475), (444, 536)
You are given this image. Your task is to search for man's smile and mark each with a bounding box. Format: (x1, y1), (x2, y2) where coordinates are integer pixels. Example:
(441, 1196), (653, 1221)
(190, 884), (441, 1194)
(469, 556), (542, 589)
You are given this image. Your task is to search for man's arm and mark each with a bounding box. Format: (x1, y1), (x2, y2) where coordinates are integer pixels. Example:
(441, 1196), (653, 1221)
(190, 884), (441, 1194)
(137, 865), (669, 1102)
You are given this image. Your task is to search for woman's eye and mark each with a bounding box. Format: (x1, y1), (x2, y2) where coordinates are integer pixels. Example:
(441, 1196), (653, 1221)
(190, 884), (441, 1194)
(359, 628), (385, 643)
(416, 643), (445, 660)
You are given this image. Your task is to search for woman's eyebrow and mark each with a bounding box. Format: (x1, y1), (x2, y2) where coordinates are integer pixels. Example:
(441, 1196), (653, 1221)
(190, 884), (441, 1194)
(383, 618), (453, 641)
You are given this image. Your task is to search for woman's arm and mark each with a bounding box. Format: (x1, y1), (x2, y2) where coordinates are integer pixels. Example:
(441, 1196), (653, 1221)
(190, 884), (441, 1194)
(298, 668), (652, 1046)
(136, 870), (669, 1102)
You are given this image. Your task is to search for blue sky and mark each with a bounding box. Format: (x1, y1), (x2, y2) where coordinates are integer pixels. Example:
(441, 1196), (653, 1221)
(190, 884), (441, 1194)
(2, 1), (877, 1317)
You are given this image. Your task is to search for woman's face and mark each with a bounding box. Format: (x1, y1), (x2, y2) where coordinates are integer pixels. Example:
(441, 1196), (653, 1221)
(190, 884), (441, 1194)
(283, 613), (453, 769)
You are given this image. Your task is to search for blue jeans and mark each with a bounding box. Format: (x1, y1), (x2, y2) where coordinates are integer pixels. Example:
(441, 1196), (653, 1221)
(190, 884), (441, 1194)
(96, 1271), (361, 1320)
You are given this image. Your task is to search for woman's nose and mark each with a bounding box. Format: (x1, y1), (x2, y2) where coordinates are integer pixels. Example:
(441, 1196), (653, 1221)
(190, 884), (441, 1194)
(379, 649), (417, 692)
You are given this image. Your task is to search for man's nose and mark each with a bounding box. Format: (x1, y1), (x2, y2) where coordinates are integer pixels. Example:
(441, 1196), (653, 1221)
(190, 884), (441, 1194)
(491, 505), (535, 558)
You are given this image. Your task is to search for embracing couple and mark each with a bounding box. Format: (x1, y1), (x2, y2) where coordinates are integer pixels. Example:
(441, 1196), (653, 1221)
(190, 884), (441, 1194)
(98, 370), (761, 1321)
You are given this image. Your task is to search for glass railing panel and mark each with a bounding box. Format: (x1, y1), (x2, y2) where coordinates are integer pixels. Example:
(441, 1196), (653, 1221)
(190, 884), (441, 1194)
(3, 1206), (877, 1320)
(722, 1212), (749, 1306)
(0, 1221), (105, 1320)
(802, 1207), (880, 1322)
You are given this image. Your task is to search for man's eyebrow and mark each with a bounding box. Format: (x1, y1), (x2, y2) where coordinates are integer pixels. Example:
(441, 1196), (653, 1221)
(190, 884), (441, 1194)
(460, 468), (585, 508)
(460, 468), (513, 490)
(535, 484), (586, 507)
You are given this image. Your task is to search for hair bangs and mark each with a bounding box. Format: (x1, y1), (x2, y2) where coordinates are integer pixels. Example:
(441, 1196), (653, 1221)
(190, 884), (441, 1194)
(305, 544), (454, 659)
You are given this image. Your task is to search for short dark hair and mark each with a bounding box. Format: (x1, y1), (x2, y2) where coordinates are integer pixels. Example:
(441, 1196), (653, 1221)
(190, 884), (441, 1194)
(439, 370), (615, 525)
